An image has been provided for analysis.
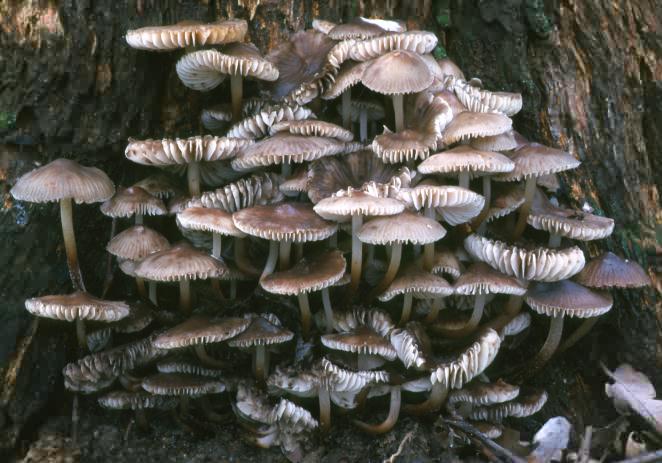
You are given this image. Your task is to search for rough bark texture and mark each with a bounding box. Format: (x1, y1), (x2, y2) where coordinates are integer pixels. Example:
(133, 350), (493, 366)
(0, 0), (660, 457)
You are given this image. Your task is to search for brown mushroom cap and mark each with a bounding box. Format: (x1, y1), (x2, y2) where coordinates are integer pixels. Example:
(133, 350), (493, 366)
(197, 172), (284, 212)
(372, 129), (431, 164)
(447, 379), (520, 406)
(526, 280), (614, 318)
(454, 263), (526, 296)
(176, 207), (246, 237)
(260, 250), (346, 295)
(125, 136), (252, 166)
(125, 20), (248, 51)
(134, 242), (228, 282)
(497, 143), (581, 181)
(98, 390), (178, 410)
(379, 267), (454, 300)
(142, 373), (225, 396)
(361, 50), (433, 95)
(485, 185), (525, 222)
(471, 130), (519, 152)
(269, 120), (354, 142)
(430, 248), (463, 280)
(454, 82), (523, 117)
(418, 145), (515, 176)
(348, 31), (438, 62)
(280, 167), (310, 195)
(153, 315), (251, 349)
(321, 61), (370, 99)
(100, 186), (167, 218)
(156, 359), (224, 378)
(321, 326), (397, 361)
(25, 291), (130, 322)
(11, 158), (115, 204)
(233, 202), (337, 243)
(464, 234), (586, 282)
(227, 314), (294, 347)
(574, 252), (651, 289)
(356, 211), (447, 245)
(442, 112), (513, 144)
(106, 225), (170, 260)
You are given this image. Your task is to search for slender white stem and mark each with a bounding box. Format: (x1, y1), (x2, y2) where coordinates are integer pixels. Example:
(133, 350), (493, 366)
(403, 382), (448, 415)
(438, 294), (487, 337)
(400, 293), (413, 325)
(459, 172), (470, 189)
(353, 386), (401, 434)
(321, 288), (334, 333)
(279, 241), (292, 270)
(212, 233), (222, 259)
(281, 162), (291, 177)
(372, 243), (402, 297)
(194, 344), (226, 368)
(261, 241), (279, 279)
(135, 277), (147, 298)
(558, 317), (599, 354)
(187, 162), (201, 197)
(179, 280), (191, 314)
(60, 198), (85, 291)
(351, 215), (363, 291)
(359, 108), (368, 142)
(529, 315), (564, 371)
(512, 177), (537, 240)
(392, 94), (404, 132)
(297, 292), (312, 338)
(423, 207), (436, 271)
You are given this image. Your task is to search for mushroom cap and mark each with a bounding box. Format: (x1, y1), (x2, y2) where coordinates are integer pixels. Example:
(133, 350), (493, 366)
(574, 252), (651, 289)
(361, 50), (433, 95)
(485, 185), (525, 223)
(280, 167), (310, 195)
(270, 398), (319, 430)
(269, 119), (353, 142)
(153, 315), (251, 349)
(327, 17), (403, 40)
(357, 211), (446, 245)
(133, 242), (228, 282)
(453, 263), (527, 296)
(100, 186), (167, 218)
(436, 58), (465, 81)
(447, 379), (520, 406)
(11, 158), (115, 204)
(379, 267), (454, 300)
(528, 191), (615, 241)
(267, 365), (321, 397)
(525, 280), (614, 318)
(372, 129), (431, 164)
(233, 202), (336, 243)
(468, 390), (548, 422)
(156, 359), (224, 378)
(501, 312), (532, 337)
(176, 43), (279, 92)
(25, 291), (130, 322)
(430, 248), (463, 280)
(98, 391), (178, 410)
(430, 329), (501, 387)
(321, 326), (397, 361)
(454, 82), (523, 117)
(201, 104), (233, 130)
(471, 130), (519, 152)
(398, 184), (485, 226)
(418, 145), (514, 176)
(321, 61), (370, 99)
(231, 133), (346, 170)
(260, 250), (346, 295)
(321, 358), (390, 392)
(442, 112), (513, 144)
(125, 19), (248, 51)
(349, 31), (438, 62)
(132, 174), (181, 199)
(497, 143), (581, 181)
(106, 225), (170, 260)
(464, 234), (586, 282)
(176, 207), (246, 237)
(227, 103), (314, 140)
(198, 172), (284, 212)
(126, 136), (252, 166)
(227, 314), (294, 347)
(390, 322), (432, 370)
(314, 188), (405, 221)
(537, 173), (561, 193)
(142, 373), (225, 396)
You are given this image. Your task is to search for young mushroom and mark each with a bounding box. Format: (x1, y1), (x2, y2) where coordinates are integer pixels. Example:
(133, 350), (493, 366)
(125, 20), (248, 51)
(100, 186), (167, 226)
(98, 390), (178, 430)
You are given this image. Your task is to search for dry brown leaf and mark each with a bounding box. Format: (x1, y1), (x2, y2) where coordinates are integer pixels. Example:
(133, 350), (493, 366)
(528, 417), (571, 463)
(604, 363), (662, 436)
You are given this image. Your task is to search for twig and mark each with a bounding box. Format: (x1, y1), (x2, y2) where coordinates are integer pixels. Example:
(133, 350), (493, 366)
(614, 449), (662, 463)
(383, 430), (414, 463)
(577, 425), (593, 463)
(442, 419), (527, 463)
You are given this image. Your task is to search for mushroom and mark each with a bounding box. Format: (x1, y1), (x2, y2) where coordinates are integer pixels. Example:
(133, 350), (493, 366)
(446, 379), (520, 416)
(321, 61), (371, 129)
(339, 100), (385, 142)
(100, 186), (167, 225)
(10, 158), (115, 290)
(87, 300), (156, 352)
(226, 102), (314, 140)
(201, 104), (233, 132)
(468, 390), (548, 422)
(372, 128), (433, 165)
(125, 20), (248, 51)
(132, 173), (181, 200)
(141, 373), (226, 417)
(98, 390), (177, 429)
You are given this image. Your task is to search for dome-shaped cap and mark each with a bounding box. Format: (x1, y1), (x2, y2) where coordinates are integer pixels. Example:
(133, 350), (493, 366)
(357, 211), (446, 245)
(100, 186), (167, 218)
(142, 373), (225, 396)
(574, 252), (651, 289)
(233, 202), (337, 242)
(260, 250), (346, 295)
(126, 136), (252, 166)
(153, 315), (251, 349)
(454, 82), (523, 117)
(176, 207), (246, 237)
(25, 291), (130, 322)
(447, 379), (520, 406)
(464, 234), (586, 282)
(106, 225), (169, 260)
(526, 280), (614, 318)
(497, 143), (580, 181)
(379, 267), (453, 300)
(398, 184), (485, 226)
(418, 145), (514, 176)
(471, 130), (519, 152)
(98, 391), (178, 410)
(430, 248), (463, 280)
(327, 17), (404, 40)
(321, 61), (370, 99)
(321, 326), (397, 361)
(454, 263), (526, 296)
(269, 119), (353, 142)
(349, 31), (438, 62)
(134, 242), (228, 282)
(227, 313), (294, 347)
(372, 129), (431, 164)
(125, 20), (248, 51)
(227, 103), (314, 140)
(361, 50), (433, 95)
(198, 172), (284, 212)
(11, 158), (115, 204)
(442, 112), (513, 144)
(314, 187), (405, 221)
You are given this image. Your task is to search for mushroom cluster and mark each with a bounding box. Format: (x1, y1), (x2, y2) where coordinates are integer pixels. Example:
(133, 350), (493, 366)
(11, 15), (651, 462)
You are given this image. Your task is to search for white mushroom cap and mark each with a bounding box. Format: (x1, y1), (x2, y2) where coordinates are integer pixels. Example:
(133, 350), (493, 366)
(25, 291), (130, 322)
(356, 211), (447, 245)
(125, 20), (248, 51)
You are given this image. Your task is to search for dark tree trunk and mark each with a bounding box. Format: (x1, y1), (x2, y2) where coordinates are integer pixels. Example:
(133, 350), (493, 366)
(0, 0), (659, 455)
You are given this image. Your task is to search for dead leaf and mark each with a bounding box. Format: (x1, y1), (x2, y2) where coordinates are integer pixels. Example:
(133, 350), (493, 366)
(528, 417), (571, 463)
(604, 363), (662, 436)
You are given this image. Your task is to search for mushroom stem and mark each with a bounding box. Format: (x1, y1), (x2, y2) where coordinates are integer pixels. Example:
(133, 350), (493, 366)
(187, 162), (201, 197)
(194, 344), (227, 368)
(399, 293), (413, 325)
(230, 74), (243, 122)
(392, 94), (404, 132)
(135, 409), (149, 430)
(254, 344), (268, 381)
(281, 162), (291, 177)
(135, 277), (147, 299)
(321, 288), (335, 333)
(342, 89), (352, 129)
(528, 315), (564, 374)
(353, 386), (401, 434)
(359, 108), (368, 142)
(60, 197), (85, 291)
(438, 294), (487, 337)
(403, 382), (448, 415)
(423, 207), (436, 271)
(548, 234), (562, 248)
(458, 172), (470, 189)
(148, 281), (157, 306)
(279, 241), (292, 270)
(472, 176), (492, 229)
(319, 388), (331, 432)
(76, 318), (87, 350)
(179, 280), (191, 314)
(425, 298), (444, 323)
(261, 241), (279, 279)
(350, 214), (364, 291)
(371, 243), (402, 298)
(512, 176), (537, 240)
(212, 233), (222, 259)
(557, 317), (599, 354)
(135, 213), (143, 226)
(297, 292), (312, 338)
